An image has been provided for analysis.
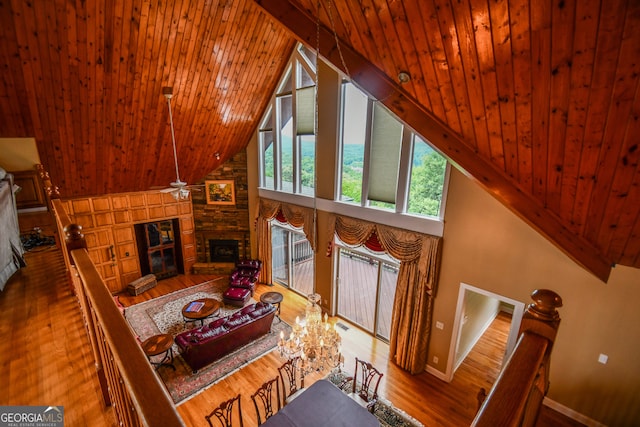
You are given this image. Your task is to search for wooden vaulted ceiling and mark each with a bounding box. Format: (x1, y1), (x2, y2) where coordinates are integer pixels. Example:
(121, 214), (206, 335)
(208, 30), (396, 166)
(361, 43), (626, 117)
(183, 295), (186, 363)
(0, 0), (639, 282)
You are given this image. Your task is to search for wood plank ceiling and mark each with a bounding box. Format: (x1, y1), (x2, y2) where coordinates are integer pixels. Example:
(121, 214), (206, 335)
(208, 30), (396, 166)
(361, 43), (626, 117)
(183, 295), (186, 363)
(0, 0), (639, 281)
(0, 0), (294, 196)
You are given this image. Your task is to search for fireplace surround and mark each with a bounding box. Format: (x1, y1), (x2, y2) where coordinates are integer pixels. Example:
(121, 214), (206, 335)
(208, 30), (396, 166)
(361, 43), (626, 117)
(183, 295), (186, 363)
(209, 239), (239, 263)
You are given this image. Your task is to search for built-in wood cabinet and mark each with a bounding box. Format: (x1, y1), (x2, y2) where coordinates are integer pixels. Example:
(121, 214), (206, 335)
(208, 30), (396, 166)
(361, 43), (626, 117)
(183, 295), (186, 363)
(136, 220), (179, 280)
(60, 190), (196, 293)
(11, 169), (47, 210)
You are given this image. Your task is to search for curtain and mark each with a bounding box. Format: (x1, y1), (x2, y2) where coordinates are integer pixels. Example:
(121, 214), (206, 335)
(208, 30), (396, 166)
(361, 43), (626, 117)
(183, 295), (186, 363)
(256, 198), (316, 284)
(330, 215), (442, 374)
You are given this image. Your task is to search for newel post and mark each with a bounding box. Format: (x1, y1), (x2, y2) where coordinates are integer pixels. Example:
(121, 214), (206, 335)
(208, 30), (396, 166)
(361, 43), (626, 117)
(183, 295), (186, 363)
(63, 223), (88, 265)
(520, 289), (563, 343)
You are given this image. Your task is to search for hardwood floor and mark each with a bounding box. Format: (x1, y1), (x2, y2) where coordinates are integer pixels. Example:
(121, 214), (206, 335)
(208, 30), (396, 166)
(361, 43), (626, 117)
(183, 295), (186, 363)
(1, 211), (583, 426)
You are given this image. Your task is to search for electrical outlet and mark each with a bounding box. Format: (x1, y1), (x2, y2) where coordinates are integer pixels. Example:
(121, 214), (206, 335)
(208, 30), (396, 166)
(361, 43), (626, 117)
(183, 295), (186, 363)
(435, 321), (444, 330)
(433, 356), (439, 364)
(598, 353), (608, 364)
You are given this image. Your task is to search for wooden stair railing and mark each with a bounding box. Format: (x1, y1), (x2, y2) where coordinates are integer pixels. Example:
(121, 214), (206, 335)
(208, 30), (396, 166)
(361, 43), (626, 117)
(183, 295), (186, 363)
(472, 289), (562, 427)
(51, 199), (184, 427)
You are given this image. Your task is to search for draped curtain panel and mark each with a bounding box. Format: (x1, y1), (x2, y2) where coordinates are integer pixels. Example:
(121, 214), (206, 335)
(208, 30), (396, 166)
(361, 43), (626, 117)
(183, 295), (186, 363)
(256, 198), (316, 285)
(329, 215), (443, 374)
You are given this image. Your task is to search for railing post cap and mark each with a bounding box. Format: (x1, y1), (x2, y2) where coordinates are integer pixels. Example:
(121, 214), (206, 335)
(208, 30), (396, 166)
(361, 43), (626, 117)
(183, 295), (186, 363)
(528, 289), (563, 321)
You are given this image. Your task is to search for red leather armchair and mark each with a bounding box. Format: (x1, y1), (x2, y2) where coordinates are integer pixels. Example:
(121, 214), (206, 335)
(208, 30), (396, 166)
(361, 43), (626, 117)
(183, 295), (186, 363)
(229, 259), (262, 294)
(223, 260), (262, 306)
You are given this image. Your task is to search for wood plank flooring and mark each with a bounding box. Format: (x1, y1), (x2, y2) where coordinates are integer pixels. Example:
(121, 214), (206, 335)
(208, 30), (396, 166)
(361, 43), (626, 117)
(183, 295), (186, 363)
(1, 211), (584, 426)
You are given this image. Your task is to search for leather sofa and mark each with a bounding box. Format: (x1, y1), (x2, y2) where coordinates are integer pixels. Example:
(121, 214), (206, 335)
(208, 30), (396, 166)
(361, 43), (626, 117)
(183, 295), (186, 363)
(223, 259), (262, 306)
(174, 301), (276, 372)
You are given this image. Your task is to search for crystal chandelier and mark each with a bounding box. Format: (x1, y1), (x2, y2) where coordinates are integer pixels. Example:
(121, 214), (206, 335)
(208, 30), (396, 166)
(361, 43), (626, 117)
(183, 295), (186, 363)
(278, 293), (342, 375)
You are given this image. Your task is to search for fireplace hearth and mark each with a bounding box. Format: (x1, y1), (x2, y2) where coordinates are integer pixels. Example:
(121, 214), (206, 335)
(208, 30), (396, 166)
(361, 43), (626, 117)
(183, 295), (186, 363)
(209, 239), (239, 263)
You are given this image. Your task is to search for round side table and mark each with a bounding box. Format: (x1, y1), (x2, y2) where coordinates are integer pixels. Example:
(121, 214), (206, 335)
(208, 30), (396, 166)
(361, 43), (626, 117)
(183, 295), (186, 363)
(141, 333), (175, 371)
(182, 298), (222, 326)
(260, 291), (284, 323)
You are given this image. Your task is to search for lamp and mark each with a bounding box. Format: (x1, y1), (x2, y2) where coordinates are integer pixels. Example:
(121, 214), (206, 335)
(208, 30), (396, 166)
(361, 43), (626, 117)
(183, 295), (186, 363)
(278, 293), (342, 375)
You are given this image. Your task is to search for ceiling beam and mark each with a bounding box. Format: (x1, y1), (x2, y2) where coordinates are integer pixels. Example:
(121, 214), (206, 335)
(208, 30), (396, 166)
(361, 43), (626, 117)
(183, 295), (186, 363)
(254, 0), (613, 282)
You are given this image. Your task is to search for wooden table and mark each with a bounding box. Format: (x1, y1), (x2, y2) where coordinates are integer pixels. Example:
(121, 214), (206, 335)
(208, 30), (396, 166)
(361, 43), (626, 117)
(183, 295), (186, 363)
(259, 291), (283, 322)
(181, 298), (221, 326)
(261, 379), (379, 427)
(141, 334), (175, 371)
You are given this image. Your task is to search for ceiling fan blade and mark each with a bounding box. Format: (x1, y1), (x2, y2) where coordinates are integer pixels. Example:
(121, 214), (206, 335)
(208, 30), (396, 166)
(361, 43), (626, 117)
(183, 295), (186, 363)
(159, 187), (178, 193)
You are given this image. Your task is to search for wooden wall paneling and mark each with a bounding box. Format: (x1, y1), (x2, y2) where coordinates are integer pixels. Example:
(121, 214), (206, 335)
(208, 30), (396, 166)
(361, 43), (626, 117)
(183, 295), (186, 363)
(489, 0), (518, 179)
(83, 228), (121, 293)
(383, 1), (422, 102)
(180, 215), (196, 273)
(604, 92), (640, 262)
(545, 0), (575, 213)
(530, 0), (552, 202)
(586, 2), (640, 249)
(369, 0), (412, 96)
(510, 0), (534, 193)
(438, 1), (476, 141)
(163, 204), (179, 218)
(148, 206), (165, 219)
(179, 201), (193, 216)
(71, 198), (92, 214)
(403, 2), (445, 120)
(113, 210), (131, 224)
(129, 0), (158, 189)
(470, 0), (503, 169)
(113, 224), (140, 286)
(198, 1), (241, 144)
(330, 1), (371, 66)
(570, 1), (626, 235)
(357, 0), (394, 79)
(417, 1), (463, 134)
(449, 0), (490, 156)
(146, 192), (163, 206)
(559, 0), (596, 225)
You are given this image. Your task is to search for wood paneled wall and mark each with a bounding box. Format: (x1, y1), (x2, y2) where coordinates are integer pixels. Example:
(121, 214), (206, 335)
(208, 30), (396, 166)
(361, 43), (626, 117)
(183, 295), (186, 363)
(60, 191), (196, 293)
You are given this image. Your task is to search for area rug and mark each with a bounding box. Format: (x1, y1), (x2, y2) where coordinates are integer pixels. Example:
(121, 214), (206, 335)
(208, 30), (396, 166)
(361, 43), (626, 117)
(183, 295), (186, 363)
(325, 370), (425, 427)
(125, 280), (292, 404)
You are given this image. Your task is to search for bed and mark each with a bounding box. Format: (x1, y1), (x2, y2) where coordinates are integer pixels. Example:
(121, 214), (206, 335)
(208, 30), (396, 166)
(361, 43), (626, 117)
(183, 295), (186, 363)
(0, 167), (25, 291)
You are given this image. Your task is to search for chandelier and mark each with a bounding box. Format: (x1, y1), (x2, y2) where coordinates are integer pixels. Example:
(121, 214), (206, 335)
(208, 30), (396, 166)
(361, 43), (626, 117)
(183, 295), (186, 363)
(278, 293), (342, 375)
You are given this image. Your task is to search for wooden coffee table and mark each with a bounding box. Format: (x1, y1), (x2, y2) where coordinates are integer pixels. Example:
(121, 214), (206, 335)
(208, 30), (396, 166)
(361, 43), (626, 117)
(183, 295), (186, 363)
(141, 333), (175, 371)
(260, 291), (283, 322)
(182, 297), (222, 326)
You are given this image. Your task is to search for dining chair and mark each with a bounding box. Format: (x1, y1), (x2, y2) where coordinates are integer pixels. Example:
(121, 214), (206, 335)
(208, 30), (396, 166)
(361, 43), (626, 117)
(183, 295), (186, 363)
(250, 376), (282, 425)
(342, 357), (384, 413)
(204, 394), (244, 427)
(277, 356), (305, 404)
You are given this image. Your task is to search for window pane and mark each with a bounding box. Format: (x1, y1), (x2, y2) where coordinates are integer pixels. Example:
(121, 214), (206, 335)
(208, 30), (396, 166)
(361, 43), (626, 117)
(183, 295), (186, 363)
(297, 61), (315, 87)
(340, 83), (367, 203)
(337, 248), (377, 332)
(376, 263), (398, 340)
(408, 136), (447, 217)
(261, 130), (274, 189)
(300, 134), (315, 195)
(278, 95), (293, 192)
(271, 225), (289, 287)
(291, 232), (314, 296)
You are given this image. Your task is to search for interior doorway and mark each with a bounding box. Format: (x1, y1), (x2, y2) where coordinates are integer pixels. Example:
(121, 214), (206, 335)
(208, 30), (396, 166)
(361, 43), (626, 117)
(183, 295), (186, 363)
(447, 283), (525, 380)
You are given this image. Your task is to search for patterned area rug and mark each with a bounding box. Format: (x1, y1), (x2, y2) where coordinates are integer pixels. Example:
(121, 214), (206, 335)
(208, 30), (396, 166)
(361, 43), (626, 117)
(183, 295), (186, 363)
(325, 370), (425, 427)
(125, 280), (291, 404)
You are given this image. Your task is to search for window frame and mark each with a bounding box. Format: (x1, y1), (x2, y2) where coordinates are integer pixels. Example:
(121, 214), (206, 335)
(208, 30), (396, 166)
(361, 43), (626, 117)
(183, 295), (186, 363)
(258, 48), (316, 196)
(337, 81), (450, 223)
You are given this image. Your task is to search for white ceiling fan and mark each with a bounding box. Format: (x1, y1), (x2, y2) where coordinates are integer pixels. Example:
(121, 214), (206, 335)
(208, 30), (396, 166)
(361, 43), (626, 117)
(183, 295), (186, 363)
(160, 87), (202, 200)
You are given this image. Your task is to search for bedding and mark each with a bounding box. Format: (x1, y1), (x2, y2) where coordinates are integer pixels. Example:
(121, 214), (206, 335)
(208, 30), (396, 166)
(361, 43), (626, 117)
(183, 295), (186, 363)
(0, 173), (25, 291)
